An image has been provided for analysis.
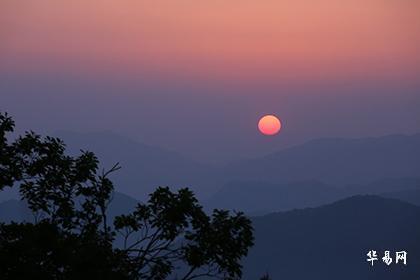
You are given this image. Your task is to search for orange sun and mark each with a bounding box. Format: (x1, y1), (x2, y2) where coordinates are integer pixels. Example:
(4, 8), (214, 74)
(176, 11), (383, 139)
(258, 115), (282, 136)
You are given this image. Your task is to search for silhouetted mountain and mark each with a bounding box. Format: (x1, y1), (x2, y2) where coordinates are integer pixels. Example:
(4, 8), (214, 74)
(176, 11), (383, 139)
(204, 177), (420, 214)
(347, 177), (420, 195)
(54, 131), (219, 199)
(244, 195), (420, 279)
(48, 132), (420, 201)
(204, 181), (346, 214)
(225, 133), (420, 186)
(0, 199), (32, 223)
(0, 192), (138, 223)
(107, 191), (139, 217)
(381, 189), (420, 207)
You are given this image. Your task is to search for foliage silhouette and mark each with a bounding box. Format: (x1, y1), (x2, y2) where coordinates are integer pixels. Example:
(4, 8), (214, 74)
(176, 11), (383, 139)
(0, 112), (254, 280)
(259, 273), (271, 280)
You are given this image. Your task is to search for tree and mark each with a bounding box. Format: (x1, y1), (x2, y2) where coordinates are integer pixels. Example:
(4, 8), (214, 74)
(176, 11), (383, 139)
(0, 112), (254, 280)
(259, 273), (272, 280)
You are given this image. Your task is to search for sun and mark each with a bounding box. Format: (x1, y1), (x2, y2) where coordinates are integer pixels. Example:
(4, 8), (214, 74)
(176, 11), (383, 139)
(258, 115), (282, 136)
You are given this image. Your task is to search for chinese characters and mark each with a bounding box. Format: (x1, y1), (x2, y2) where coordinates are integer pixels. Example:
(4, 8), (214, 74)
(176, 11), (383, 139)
(367, 250), (407, 266)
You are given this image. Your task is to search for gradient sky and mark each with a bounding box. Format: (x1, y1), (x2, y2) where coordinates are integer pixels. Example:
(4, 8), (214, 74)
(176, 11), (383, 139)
(1, 0), (420, 162)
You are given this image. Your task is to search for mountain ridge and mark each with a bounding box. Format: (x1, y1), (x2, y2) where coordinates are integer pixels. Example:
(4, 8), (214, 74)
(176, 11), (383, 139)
(244, 195), (420, 279)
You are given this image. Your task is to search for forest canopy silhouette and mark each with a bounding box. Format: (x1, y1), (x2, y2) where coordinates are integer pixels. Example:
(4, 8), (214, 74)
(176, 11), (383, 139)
(0, 112), (254, 280)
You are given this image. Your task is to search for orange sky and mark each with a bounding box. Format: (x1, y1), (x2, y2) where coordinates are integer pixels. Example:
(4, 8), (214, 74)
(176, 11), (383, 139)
(1, 0), (420, 83)
(1, 0), (420, 162)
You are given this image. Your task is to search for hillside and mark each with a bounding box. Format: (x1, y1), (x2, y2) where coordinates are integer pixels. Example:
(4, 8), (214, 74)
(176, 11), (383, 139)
(244, 195), (420, 279)
(0, 192), (138, 224)
(225, 133), (420, 186)
(52, 132), (420, 201)
(204, 177), (420, 214)
(204, 180), (345, 214)
(54, 131), (219, 199)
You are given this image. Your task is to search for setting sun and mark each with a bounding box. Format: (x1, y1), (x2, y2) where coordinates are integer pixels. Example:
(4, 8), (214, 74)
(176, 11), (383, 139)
(258, 115), (282, 136)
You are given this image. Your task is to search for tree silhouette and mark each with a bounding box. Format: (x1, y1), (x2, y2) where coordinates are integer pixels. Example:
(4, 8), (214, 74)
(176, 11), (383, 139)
(259, 273), (272, 280)
(0, 112), (254, 280)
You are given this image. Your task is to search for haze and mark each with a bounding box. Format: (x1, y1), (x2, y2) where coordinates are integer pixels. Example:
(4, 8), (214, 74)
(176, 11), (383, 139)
(1, 0), (420, 162)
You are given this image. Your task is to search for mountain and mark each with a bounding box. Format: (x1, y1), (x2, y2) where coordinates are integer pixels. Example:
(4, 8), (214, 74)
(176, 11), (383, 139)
(243, 195), (420, 279)
(381, 188), (420, 207)
(225, 133), (420, 186)
(204, 177), (420, 214)
(51, 132), (420, 201)
(0, 191), (139, 224)
(347, 177), (420, 195)
(204, 180), (346, 214)
(0, 199), (32, 223)
(25, 131), (418, 203)
(54, 131), (219, 199)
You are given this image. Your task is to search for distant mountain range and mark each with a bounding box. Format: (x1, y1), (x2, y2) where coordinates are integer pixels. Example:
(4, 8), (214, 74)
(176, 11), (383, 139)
(225, 133), (420, 187)
(0, 191), (138, 224)
(1, 194), (419, 279)
(1, 132), (419, 279)
(51, 131), (420, 200)
(204, 177), (420, 214)
(244, 195), (420, 280)
(54, 131), (219, 200)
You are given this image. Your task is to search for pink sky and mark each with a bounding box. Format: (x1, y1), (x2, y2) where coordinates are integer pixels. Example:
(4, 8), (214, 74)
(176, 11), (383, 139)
(1, 0), (420, 162)
(2, 0), (419, 85)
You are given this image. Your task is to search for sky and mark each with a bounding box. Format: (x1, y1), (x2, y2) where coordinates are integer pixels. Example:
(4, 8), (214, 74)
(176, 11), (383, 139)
(1, 0), (420, 163)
